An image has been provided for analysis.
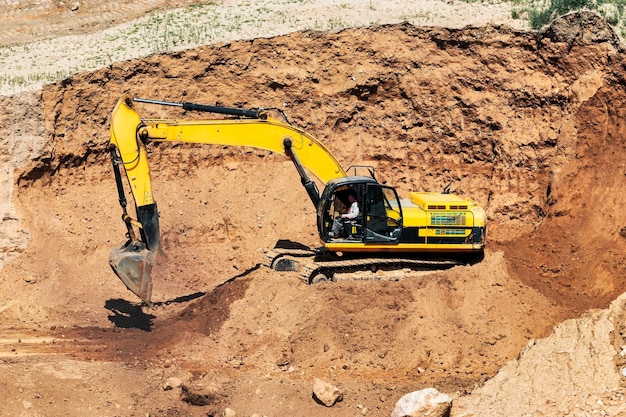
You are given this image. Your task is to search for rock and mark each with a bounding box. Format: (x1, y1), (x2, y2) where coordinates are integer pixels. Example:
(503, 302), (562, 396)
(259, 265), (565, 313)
(223, 408), (236, 417)
(312, 378), (343, 407)
(162, 377), (183, 391)
(539, 10), (622, 51)
(390, 388), (452, 417)
(453, 293), (626, 416)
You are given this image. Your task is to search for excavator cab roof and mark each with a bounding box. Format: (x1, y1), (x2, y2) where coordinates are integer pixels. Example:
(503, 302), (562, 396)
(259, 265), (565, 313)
(321, 176), (379, 203)
(325, 175), (378, 188)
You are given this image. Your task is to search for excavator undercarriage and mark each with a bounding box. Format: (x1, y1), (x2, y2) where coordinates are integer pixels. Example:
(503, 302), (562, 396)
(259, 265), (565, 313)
(265, 244), (478, 284)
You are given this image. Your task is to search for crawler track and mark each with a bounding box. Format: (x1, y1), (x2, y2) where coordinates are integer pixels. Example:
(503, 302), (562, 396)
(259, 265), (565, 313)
(265, 247), (464, 284)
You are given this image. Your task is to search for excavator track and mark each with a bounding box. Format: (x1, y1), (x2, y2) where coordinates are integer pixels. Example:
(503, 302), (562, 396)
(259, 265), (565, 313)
(298, 256), (462, 284)
(264, 248), (318, 271)
(265, 247), (464, 284)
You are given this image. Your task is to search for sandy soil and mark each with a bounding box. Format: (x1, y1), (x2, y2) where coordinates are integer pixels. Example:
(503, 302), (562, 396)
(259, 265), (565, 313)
(2, 2), (626, 417)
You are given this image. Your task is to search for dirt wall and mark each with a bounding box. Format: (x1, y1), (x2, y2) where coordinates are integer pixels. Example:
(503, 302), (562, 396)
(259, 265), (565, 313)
(3, 12), (626, 417)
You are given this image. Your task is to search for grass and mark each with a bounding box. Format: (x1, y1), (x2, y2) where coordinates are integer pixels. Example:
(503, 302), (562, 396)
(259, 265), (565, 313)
(507, 0), (626, 35)
(0, 0), (396, 94)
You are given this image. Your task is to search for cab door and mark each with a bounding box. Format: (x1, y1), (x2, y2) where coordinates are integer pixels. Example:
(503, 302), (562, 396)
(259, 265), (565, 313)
(364, 184), (403, 243)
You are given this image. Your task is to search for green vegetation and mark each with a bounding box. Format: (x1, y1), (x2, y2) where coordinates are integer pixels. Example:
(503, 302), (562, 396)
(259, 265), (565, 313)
(508, 0), (626, 34)
(529, 0), (592, 28)
(462, 0), (626, 34)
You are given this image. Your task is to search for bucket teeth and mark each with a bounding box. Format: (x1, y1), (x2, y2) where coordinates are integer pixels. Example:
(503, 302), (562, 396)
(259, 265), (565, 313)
(109, 240), (155, 306)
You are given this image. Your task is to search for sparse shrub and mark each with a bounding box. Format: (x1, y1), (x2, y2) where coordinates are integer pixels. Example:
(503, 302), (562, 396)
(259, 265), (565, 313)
(529, 0), (594, 29)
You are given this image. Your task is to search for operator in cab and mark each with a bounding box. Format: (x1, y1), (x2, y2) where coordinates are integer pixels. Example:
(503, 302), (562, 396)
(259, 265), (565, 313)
(329, 189), (359, 238)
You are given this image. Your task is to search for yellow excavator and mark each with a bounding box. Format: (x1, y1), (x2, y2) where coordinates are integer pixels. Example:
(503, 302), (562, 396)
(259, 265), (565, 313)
(109, 95), (486, 305)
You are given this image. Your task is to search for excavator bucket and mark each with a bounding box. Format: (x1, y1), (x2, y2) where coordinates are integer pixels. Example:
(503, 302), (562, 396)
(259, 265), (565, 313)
(109, 240), (155, 306)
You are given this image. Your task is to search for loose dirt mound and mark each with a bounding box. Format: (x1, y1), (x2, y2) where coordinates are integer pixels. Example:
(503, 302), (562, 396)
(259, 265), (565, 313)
(3, 8), (626, 417)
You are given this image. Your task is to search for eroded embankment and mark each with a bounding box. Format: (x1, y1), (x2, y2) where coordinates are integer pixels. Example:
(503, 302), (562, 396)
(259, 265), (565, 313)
(20, 16), (626, 308)
(2, 14), (626, 414)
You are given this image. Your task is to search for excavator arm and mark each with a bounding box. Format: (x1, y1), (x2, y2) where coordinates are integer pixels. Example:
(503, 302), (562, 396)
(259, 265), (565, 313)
(108, 95), (346, 304)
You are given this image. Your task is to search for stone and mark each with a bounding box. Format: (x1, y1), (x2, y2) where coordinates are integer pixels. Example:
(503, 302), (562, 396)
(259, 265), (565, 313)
(390, 388), (452, 417)
(312, 377), (343, 407)
(162, 377), (183, 391)
(539, 10), (622, 51)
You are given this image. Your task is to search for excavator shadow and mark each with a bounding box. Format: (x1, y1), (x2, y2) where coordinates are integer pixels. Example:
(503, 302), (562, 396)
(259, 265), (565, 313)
(273, 239), (313, 251)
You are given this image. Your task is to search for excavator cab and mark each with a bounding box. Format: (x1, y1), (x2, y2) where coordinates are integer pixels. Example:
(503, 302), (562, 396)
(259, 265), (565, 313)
(318, 177), (403, 244)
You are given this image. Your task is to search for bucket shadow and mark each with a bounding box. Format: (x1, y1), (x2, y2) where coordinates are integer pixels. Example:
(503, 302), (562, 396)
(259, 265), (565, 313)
(104, 263), (262, 331)
(104, 298), (156, 331)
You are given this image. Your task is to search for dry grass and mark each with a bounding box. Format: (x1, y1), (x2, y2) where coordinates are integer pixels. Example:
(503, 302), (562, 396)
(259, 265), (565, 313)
(0, 0), (526, 96)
